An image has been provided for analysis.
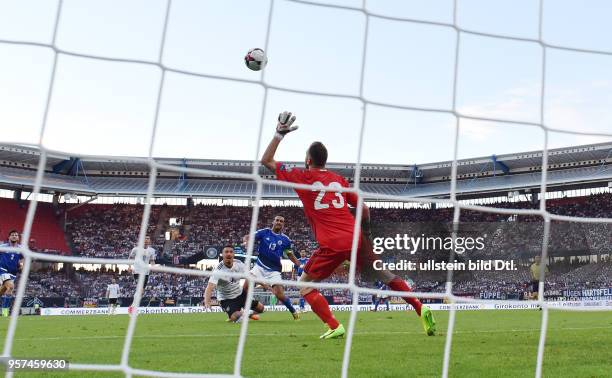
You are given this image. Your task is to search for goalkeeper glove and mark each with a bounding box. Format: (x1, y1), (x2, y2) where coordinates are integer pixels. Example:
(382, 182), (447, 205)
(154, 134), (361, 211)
(275, 111), (298, 139)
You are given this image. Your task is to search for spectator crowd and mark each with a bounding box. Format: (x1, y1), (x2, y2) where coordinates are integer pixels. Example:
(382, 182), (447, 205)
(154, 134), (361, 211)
(13, 192), (611, 302)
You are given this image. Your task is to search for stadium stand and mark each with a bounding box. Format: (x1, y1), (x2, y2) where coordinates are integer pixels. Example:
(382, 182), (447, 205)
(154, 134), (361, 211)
(0, 142), (609, 306)
(66, 204), (163, 258)
(59, 193), (612, 261)
(21, 259), (611, 304)
(4, 193), (607, 305)
(0, 197), (68, 254)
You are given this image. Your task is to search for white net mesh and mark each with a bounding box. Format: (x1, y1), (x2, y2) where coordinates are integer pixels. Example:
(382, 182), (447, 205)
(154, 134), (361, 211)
(1, 0), (611, 377)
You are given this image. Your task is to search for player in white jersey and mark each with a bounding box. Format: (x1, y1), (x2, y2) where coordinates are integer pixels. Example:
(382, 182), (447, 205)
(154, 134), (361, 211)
(204, 245), (264, 322)
(106, 278), (120, 315)
(128, 235), (156, 314)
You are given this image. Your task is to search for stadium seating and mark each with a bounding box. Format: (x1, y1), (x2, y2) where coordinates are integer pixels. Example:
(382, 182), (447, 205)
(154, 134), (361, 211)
(62, 193), (612, 259)
(0, 197), (69, 253)
(6, 192), (611, 300)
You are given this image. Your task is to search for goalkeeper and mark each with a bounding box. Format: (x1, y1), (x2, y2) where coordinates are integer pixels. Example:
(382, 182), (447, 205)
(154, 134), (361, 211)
(259, 111), (436, 339)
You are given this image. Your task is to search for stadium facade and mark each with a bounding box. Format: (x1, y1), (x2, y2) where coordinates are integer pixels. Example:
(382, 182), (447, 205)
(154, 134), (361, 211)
(0, 142), (610, 201)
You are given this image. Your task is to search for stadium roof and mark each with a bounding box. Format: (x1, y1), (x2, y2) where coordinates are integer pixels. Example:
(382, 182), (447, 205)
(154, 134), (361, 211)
(0, 142), (610, 199)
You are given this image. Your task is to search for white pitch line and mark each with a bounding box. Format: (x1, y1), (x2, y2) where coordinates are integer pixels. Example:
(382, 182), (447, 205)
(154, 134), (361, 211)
(12, 325), (612, 342)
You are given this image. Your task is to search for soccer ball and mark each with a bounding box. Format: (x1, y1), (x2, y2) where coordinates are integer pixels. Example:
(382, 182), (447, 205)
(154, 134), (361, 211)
(244, 48), (268, 71)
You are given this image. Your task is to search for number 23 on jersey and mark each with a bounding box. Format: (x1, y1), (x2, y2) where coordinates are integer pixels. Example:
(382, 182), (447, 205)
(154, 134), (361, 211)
(312, 181), (345, 210)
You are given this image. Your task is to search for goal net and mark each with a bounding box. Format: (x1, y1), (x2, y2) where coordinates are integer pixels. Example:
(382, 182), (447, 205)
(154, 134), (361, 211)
(0, 0), (611, 377)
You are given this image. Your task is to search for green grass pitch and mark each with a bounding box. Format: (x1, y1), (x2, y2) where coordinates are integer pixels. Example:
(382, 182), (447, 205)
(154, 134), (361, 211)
(1, 310), (610, 377)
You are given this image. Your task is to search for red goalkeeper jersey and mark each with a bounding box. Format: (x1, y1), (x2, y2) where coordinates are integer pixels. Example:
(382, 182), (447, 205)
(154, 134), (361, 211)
(275, 162), (359, 252)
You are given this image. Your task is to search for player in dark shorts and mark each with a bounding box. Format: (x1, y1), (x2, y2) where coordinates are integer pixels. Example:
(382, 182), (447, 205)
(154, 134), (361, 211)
(204, 246), (264, 322)
(219, 290), (261, 318)
(133, 274), (149, 288)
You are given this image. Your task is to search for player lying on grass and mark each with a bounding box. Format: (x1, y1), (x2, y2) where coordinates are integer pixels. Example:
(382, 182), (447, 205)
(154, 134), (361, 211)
(0, 230), (24, 317)
(260, 111), (436, 339)
(204, 245), (264, 322)
(243, 215), (301, 320)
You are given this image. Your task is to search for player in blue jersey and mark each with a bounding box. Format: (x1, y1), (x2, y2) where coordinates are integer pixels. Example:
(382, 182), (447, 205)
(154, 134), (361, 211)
(0, 230), (24, 317)
(372, 280), (390, 312)
(294, 249), (309, 312)
(243, 215), (302, 320)
(295, 249), (309, 278)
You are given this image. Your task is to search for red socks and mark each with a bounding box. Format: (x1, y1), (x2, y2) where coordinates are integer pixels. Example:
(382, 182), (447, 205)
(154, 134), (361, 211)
(304, 290), (340, 330)
(303, 279), (421, 328)
(388, 277), (422, 316)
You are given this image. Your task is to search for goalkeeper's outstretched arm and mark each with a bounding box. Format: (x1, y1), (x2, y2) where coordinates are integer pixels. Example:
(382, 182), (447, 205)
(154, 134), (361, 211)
(261, 111), (298, 171)
(261, 137), (280, 171)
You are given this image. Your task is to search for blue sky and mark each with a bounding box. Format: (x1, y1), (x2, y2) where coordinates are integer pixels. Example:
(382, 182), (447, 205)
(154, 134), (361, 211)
(0, 0), (611, 166)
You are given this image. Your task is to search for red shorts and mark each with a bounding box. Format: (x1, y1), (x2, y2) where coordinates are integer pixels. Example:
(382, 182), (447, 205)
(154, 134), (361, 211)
(304, 236), (378, 280)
